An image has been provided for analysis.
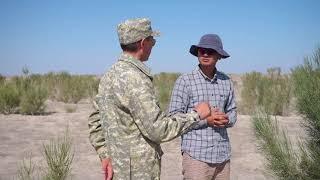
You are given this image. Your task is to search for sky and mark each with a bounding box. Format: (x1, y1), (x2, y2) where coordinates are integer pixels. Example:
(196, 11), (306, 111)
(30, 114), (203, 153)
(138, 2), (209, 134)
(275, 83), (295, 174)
(1, 0), (320, 76)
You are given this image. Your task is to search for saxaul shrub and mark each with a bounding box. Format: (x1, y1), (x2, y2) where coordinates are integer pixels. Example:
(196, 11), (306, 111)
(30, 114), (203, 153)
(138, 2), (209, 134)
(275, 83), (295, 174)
(0, 74), (5, 84)
(19, 82), (48, 115)
(7, 71), (48, 115)
(59, 76), (86, 103)
(240, 68), (292, 115)
(0, 69), (99, 114)
(16, 130), (74, 180)
(64, 104), (77, 113)
(17, 155), (38, 180)
(43, 130), (74, 180)
(0, 82), (20, 114)
(253, 48), (320, 180)
(85, 75), (99, 99)
(44, 72), (98, 103)
(153, 72), (180, 111)
(252, 110), (301, 180)
(291, 47), (320, 179)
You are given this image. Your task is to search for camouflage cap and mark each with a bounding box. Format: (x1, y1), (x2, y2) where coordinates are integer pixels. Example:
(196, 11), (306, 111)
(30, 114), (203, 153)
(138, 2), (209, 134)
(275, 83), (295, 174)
(117, 18), (160, 45)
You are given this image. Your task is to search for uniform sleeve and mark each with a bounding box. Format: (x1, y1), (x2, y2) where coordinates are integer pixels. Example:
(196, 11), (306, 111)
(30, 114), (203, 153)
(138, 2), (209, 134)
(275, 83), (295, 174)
(225, 82), (237, 128)
(126, 76), (201, 143)
(88, 100), (108, 160)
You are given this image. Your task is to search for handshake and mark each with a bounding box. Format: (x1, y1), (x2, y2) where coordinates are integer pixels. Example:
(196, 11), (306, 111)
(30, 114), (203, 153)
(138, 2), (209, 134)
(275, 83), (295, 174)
(194, 102), (229, 128)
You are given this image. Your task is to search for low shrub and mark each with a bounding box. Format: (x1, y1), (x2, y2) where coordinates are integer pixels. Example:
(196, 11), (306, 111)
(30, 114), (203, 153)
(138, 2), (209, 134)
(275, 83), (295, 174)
(252, 110), (300, 179)
(291, 47), (320, 179)
(253, 47), (320, 180)
(19, 83), (48, 115)
(17, 155), (37, 180)
(44, 72), (98, 103)
(43, 129), (74, 180)
(0, 82), (20, 114)
(240, 68), (292, 115)
(16, 129), (74, 180)
(64, 105), (77, 113)
(0, 74), (5, 85)
(153, 72), (180, 111)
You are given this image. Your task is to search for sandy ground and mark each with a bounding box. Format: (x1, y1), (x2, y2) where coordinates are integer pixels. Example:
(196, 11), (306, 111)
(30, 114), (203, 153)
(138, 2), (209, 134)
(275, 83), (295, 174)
(0, 99), (306, 180)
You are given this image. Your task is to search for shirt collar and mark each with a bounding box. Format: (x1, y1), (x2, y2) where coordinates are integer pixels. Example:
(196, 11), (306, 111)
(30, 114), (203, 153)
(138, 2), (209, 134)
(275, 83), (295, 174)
(196, 65), (218, 82)
(118, 52), (152, 78)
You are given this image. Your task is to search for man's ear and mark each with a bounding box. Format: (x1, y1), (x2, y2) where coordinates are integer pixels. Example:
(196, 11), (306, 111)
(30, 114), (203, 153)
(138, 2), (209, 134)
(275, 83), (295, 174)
(140, 38), (147, 48)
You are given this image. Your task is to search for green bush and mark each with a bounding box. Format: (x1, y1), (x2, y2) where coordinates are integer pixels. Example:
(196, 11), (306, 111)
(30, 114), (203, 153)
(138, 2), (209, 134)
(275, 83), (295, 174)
(11, 76), (29, 95)
(17, 156), (37, 180)
(59, 76), (86, 103)
(64, 104), (77, 113)
(0, 82), (20, 114)
(16, 129), (73, 180)
(240, 68), (292, 115)
(153, 72), (180, 111)
(43, 130), (74, 180)
(252, 110), (301, 179)
(253, 47), (320, 180)
(0, 74), (5, 85)
(291, 47), (320, 179)
(86, 76), (99, 99)
(43, 72), (98, 103)
(19, 82), (48, 115)
(0, 70), (99, 114)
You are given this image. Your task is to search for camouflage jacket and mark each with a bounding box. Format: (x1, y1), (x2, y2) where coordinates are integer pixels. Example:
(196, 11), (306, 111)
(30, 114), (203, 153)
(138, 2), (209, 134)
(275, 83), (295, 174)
(88, 53), (201, 180)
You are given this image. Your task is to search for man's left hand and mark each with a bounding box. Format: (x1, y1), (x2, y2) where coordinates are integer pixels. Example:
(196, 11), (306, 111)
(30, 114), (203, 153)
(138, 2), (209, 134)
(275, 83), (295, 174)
(207, 108), (229, 128)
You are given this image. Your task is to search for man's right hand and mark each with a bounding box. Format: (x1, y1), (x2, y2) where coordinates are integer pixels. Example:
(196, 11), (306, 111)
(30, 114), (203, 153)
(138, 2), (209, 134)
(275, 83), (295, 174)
(102, 158), (113, 180)
(194, 102), (211, 120)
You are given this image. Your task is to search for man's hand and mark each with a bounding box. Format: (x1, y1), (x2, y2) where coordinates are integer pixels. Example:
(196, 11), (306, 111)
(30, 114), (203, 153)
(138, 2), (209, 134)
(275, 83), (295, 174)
(194, 102), (211, 120)
(102, 158), (113, 180)
(207, 108), (229, 128)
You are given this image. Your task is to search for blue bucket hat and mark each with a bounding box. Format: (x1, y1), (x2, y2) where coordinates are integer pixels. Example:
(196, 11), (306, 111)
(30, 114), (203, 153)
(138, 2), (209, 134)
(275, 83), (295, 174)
(189, 34), (230, 59)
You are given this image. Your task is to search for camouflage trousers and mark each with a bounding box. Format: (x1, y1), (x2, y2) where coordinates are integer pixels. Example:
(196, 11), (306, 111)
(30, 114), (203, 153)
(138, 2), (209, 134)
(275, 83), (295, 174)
(112, 155), (161, 180)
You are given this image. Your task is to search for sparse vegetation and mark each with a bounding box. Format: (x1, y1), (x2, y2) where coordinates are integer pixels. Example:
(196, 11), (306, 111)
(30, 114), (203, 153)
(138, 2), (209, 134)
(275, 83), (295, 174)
(19, 83), (48, 115)
(240, 68), (292, 115)
(17, 156), (37, 180)
(0, 82), (20, 114)
(253, 47), (320, 180)
(16, 129), (74, 180)
(0, 74), (5, 84)
(252, 110), (301, 179)
(41, 72), (99, 103)
(153, 72), (180, 111)
(43, 130), (74, 180)
(291, 47), (320, 179)
(64, 104), (77, 113)
(0, 69), (99, 115)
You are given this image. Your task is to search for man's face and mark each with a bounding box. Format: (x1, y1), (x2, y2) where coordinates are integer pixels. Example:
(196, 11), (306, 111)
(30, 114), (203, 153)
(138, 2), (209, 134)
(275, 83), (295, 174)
(141, 36), (156, 61)
(197, 48), (221, 67)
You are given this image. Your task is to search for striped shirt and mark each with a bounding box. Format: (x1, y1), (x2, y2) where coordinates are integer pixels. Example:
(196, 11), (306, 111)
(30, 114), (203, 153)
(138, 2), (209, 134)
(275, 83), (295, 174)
(168, 66), (237, 164)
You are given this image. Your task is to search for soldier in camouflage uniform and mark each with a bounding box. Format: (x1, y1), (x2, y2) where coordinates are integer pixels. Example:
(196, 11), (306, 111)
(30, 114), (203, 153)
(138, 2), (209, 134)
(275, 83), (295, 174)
(88, 18), (212, 180)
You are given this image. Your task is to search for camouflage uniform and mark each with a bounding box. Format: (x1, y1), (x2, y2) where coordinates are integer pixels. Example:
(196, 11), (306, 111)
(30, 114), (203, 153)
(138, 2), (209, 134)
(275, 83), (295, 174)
(88, 18), (202, 180)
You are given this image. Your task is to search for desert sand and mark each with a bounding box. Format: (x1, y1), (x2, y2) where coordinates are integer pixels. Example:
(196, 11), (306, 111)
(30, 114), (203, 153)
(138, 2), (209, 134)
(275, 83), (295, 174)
(0, 98), (305, 180)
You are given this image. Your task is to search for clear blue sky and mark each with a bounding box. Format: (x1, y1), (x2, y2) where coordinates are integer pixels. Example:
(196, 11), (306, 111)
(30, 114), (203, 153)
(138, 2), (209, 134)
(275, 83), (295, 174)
(1, 0), (319, 76)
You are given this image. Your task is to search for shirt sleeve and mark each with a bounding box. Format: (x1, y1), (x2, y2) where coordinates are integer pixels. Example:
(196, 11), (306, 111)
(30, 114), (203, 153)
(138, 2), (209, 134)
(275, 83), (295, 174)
(126, 75), (201, 144)
(168, 76), (207, 129)
(88, 100), (108, 160)
(225, 82), (237, 128)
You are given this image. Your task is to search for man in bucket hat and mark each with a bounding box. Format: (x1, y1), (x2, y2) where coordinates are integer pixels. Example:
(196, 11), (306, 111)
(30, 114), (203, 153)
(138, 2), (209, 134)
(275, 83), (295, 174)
(88, 18), (213, 180)
(168, 34), (237, 180)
